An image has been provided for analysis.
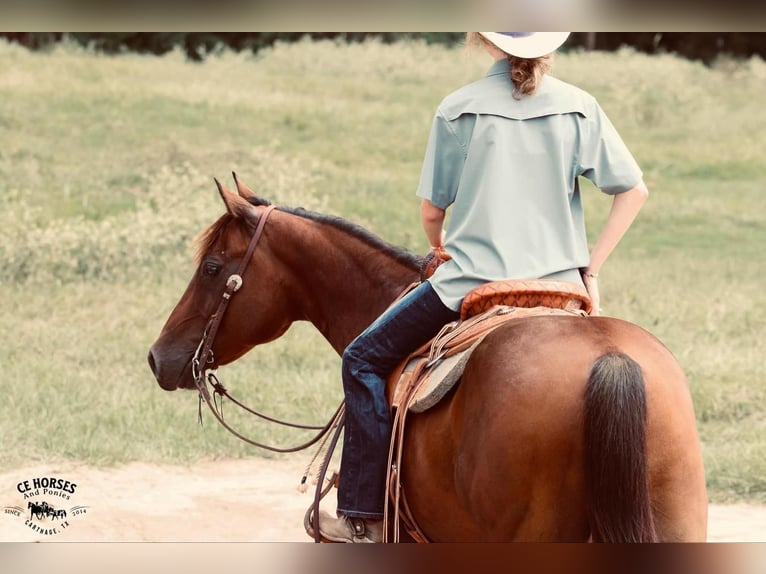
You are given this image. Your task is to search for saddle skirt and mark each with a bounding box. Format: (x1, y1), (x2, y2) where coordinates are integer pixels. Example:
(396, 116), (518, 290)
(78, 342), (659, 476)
(386, 279), (591, 414)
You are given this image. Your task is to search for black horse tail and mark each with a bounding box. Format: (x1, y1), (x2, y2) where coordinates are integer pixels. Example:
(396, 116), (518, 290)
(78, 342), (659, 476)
(583, 351), (658, 543)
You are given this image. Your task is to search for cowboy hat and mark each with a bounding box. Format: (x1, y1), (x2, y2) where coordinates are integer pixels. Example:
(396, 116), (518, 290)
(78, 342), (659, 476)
(478, 32), (570, 58)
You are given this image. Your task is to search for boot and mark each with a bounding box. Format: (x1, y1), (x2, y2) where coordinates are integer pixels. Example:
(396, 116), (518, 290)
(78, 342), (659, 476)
(318, 510), (384, 543)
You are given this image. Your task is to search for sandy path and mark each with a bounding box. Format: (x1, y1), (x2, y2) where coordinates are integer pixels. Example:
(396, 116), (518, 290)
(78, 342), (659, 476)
(1, 457), (763, 542)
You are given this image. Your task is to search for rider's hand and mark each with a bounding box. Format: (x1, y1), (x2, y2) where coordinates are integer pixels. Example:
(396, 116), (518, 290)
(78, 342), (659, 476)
(421, 246), (451, 281)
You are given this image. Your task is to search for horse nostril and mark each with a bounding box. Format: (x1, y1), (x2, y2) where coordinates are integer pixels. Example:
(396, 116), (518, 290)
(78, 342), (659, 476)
(147, 349), (158, 376)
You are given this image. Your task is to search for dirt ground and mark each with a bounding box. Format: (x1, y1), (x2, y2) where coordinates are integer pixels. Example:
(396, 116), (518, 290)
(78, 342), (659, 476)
(1, 457), (764, 542)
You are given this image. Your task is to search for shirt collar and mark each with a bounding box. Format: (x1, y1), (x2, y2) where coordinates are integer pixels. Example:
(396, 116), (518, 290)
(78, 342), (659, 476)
(486, 58), (511, 77)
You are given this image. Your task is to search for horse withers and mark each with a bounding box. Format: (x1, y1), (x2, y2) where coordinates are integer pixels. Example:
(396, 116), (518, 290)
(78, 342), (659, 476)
(147, 175), (708, 542)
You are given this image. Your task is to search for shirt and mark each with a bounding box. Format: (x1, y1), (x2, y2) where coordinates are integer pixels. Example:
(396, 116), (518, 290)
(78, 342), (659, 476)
(417, 58), (643, 311)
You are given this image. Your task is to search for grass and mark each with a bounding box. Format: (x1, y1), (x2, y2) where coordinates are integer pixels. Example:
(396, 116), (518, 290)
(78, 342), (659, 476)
(0, 38), (764, 502)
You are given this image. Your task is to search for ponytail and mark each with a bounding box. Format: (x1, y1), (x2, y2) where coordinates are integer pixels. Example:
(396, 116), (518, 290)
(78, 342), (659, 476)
(466, 32), (553, 99)
(507, 54), (552, 98)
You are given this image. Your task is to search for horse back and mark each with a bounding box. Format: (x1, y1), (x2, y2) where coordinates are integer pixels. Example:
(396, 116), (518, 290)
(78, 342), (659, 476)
(466, 314), (693, 410)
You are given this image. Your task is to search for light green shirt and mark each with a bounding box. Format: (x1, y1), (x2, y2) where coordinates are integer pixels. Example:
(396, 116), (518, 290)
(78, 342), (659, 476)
(417, 59), (643, 311)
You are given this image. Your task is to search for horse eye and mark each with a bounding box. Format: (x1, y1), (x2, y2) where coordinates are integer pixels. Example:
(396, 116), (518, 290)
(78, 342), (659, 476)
(202, 262), (221, 277)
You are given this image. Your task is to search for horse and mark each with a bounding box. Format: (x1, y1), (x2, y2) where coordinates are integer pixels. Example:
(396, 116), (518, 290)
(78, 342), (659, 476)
(147, 175), (708, 542)
(28, 501), (48, 520)
(51, 508), (67, 520)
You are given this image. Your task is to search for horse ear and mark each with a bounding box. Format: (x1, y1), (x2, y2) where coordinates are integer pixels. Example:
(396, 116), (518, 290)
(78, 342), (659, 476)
(215, 177), (254, 219)
(232, 171), (257, 200)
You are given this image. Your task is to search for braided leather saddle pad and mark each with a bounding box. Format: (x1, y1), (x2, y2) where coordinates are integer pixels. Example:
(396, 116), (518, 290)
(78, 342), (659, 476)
(460, 279), (592, 320)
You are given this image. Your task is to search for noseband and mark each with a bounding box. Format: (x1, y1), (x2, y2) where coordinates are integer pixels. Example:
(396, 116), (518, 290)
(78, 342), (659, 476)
(191, 204), (344, 454)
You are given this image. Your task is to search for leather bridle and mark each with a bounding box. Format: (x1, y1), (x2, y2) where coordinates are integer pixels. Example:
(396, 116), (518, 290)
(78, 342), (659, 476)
(190, 204), (344, 454)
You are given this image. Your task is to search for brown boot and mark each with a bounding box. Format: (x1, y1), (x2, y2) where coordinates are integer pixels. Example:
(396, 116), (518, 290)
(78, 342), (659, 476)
(318, 511), (383, 543)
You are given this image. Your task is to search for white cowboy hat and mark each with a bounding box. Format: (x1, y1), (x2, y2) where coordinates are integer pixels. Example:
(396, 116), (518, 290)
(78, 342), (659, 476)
(478, 32), (571, 58)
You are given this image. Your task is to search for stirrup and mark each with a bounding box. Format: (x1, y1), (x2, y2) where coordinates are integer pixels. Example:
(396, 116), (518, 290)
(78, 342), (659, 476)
(316, 511), (383, 543)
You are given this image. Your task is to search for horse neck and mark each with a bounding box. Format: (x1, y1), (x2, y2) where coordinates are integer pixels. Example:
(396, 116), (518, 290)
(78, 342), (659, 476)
(266, 210), (421, 354)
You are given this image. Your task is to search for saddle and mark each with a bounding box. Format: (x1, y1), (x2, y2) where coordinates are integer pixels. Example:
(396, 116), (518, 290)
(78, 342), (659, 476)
(385, 279), (591, 413)
(383, 279), (591, 542)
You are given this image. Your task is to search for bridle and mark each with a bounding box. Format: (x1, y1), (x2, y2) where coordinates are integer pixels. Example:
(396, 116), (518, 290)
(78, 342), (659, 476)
(190, 204), (344, 454)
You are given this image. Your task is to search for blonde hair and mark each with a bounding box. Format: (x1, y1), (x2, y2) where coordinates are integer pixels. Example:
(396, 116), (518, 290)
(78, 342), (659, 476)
(466, 32), (553, 99)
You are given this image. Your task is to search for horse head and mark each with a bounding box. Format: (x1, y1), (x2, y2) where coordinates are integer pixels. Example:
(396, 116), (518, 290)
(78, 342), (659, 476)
(147, 175), (296, 391)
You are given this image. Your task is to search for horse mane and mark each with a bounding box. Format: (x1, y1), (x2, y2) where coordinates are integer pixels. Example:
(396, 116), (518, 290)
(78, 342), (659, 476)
(195, 197), (424, 271)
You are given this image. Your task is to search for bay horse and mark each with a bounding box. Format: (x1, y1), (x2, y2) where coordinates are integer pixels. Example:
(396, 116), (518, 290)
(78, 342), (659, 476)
(147, 176), (708, 542)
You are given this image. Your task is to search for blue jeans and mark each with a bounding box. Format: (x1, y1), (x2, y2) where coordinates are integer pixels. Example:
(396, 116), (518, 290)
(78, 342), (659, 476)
(337, 281), (460, 519)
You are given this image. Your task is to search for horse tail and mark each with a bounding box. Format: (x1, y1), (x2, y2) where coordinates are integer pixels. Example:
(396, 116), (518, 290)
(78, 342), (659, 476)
(583, 351), (658, 543)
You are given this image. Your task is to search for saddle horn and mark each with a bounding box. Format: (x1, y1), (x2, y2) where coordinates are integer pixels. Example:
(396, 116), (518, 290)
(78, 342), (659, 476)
(232, 171), (256, 200)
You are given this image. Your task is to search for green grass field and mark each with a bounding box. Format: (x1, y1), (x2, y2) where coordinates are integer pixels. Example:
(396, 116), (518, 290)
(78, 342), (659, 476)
(1, 38), (764, 502)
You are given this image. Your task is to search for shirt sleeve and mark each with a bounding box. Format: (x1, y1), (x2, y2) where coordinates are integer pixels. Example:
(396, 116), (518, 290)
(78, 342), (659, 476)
(577, 102), (643, 195)
(416, 109), (466, 209)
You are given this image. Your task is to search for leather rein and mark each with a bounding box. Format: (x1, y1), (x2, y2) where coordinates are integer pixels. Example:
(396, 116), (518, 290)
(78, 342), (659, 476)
(191, 204), (343, 453)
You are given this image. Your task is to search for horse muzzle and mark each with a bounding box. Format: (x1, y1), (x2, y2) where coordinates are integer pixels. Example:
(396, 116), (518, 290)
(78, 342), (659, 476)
(147, 343), (196, 391)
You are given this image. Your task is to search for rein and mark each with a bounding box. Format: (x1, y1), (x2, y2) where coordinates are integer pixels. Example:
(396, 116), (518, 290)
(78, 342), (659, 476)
(191, 204), (344, 454)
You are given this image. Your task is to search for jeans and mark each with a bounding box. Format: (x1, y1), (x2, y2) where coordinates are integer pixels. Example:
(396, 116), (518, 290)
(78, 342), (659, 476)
(337, 281), (460, 519)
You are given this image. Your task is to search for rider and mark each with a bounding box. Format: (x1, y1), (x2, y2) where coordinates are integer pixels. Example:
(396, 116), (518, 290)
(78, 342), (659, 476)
(318, 32), (648, 543)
